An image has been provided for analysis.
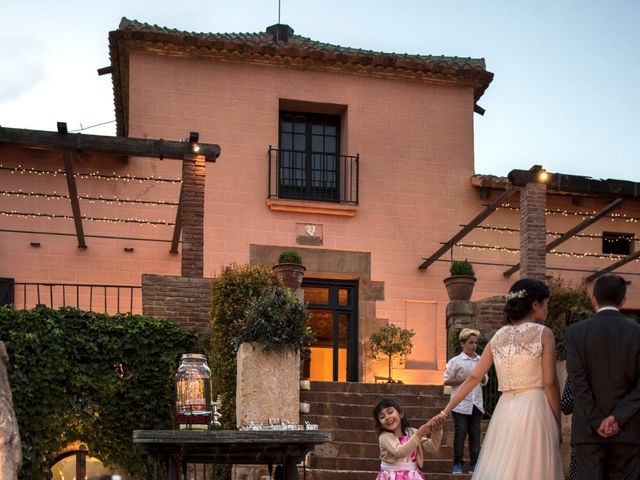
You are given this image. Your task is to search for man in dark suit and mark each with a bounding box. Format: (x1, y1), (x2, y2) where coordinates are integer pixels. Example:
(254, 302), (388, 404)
(566, 273), (640, 479)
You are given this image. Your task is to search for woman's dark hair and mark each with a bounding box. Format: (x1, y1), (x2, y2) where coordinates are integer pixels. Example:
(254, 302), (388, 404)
(373, 398), (410, 435)
(504, 278), (550, 324)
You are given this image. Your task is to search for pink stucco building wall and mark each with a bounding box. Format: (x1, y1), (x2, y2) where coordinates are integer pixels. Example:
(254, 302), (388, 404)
(2, 21), (640, 385)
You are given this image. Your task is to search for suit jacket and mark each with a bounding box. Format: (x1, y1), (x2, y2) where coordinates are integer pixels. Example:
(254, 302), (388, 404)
(565, 309), (640, 444)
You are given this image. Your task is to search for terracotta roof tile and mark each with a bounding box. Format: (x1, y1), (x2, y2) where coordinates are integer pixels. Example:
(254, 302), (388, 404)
(109, 18), (494, 136)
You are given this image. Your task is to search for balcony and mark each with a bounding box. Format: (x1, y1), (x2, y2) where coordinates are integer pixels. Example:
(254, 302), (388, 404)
(268, 147), (359, 209)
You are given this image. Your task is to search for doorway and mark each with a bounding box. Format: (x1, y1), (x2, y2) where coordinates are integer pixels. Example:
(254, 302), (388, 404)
(302, 279), (358, 382)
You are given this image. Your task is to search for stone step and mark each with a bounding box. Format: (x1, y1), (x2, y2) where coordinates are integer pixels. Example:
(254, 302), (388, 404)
(301, 413), (455, 431)
(302, 401), (446, 418)
(303, 469), (471, 480)
(309, 455), (464, 473)
(308, 381), (444, 396)
(301, 390), (447, 407)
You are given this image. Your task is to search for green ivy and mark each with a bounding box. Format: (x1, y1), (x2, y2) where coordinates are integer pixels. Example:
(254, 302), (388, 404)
(0, 305), (197, 479)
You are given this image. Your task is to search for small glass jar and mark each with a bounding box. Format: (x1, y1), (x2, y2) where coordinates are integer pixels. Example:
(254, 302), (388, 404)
(175, 353), (212, 429)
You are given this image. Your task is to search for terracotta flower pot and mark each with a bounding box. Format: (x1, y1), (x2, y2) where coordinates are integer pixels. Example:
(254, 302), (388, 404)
(272, 263), (306, 289)
(443, 275), (476, 301)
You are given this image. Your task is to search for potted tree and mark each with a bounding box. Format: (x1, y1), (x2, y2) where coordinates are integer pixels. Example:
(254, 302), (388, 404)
(272, 249), (306, 289)
(233, 285), (315, 427)
(444, 259), (476, 301)
(369, 324), (415, 383)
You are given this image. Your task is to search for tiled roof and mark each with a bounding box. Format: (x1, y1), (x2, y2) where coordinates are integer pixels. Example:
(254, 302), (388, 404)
(109, 18), (494, 136)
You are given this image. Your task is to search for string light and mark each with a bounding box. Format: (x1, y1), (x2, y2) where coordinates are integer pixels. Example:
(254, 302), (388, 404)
(1, 190), (178, 207)
(0, 164), (181, 184)
(456, 243), (636, 260)
(0, 210), (174, 226)
(497, 203), (640, 223)
(475, 225), (637, 242)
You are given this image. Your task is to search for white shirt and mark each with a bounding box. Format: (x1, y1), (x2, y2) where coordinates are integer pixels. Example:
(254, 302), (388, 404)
(443, 351), (488, 415)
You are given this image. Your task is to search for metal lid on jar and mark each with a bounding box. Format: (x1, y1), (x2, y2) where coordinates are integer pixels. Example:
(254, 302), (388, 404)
(181, 353), (208, 360)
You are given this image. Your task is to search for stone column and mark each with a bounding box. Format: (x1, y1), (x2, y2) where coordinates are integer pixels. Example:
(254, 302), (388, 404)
(181, 154), (206, 278)
(520, 182), (547, 280)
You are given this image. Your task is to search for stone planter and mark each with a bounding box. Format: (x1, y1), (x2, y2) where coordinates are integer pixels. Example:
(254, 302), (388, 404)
(272, 263), (306, 289)
(443, 275), (476, 301)
(235, 342), (300, 427)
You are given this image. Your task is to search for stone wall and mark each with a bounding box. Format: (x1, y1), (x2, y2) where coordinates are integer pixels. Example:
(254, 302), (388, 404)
(445, 296), (506, 357)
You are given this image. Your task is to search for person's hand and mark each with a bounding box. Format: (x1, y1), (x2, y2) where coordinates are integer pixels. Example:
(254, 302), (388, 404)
(596, 416), (620, 438)
(429, 411), (448, 430)
(426, 417), (443, 432)
(416, 422), (431, 438)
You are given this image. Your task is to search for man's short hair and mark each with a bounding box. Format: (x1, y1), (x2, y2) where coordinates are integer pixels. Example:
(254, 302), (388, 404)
(593, 274), (626, 307)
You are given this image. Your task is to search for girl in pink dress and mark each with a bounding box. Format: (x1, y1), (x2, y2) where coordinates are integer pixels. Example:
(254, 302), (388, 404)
(373, 398), (442, 479)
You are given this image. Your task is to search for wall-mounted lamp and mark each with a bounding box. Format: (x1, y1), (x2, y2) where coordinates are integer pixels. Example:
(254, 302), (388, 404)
(124, 247), (134, 252)
(529, 164), (551, 184)
(537, 169), (550, 183)
(189, 131), (200, 153)
(30, 242), (41, 248)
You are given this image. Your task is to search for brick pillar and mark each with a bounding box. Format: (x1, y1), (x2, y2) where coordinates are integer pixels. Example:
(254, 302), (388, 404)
(181, 154), (205, 277)
(520, 182), (547, 280)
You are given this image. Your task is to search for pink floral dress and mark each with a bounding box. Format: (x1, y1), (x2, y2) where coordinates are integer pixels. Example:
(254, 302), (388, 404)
(376, 435), (425, 480)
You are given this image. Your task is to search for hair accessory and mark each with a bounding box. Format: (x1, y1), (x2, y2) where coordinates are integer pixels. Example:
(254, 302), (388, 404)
(506, 289), (527, 301)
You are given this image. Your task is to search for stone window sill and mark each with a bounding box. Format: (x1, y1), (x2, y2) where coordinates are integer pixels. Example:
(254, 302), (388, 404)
(266, 198), (357, 217)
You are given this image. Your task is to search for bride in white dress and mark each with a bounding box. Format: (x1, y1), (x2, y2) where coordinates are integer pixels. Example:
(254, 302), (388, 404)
(433, 278), (563, 479)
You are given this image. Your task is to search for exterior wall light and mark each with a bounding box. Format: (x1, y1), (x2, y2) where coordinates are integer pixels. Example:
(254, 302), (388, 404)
(537, 169), (550, 183)
(189, 131), (200, 153)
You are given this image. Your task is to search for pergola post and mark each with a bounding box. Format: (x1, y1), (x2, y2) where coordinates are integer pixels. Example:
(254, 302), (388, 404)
(519, 182), (547, 280)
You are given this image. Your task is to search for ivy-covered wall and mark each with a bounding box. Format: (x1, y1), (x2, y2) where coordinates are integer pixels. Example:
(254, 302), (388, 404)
(0, 305), (197, 479)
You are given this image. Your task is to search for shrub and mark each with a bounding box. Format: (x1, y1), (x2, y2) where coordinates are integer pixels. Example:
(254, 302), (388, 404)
(209, 265), (278, 428)
(233, 285), (314, 354)
(277, 249), (303, 265)
(547, 277), (594, 359)
(450, 259), (475, 277)
(0, 305), (196, 479)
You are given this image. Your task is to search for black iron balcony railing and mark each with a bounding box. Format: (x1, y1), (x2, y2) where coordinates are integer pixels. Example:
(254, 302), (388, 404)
(2, 281), (142, 314)
(268, 147), (359, 205)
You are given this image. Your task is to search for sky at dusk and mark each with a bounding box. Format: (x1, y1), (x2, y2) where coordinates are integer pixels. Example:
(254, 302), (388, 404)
(1, 0), (638, 180)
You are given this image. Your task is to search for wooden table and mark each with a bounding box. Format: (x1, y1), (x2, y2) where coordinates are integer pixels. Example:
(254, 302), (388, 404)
(133, 429), (331, 480)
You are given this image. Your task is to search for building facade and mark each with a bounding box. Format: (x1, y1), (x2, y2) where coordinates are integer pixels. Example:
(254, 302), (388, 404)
(2, 19), (639, 385)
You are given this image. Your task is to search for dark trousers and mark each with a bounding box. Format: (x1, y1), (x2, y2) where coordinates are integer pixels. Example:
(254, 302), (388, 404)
(451, 406), (482, 466)
(574, 442), (640, 480)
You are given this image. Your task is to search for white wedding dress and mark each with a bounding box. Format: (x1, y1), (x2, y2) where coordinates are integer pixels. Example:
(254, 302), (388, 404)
(471, 322), (563, 479)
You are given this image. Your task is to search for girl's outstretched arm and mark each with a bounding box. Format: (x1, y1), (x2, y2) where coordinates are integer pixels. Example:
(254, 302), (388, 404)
(378, 425), (427, 462)
(433, 342), (494, 426)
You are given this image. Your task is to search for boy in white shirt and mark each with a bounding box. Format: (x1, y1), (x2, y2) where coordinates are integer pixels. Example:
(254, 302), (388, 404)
(443, 328), (488, 474)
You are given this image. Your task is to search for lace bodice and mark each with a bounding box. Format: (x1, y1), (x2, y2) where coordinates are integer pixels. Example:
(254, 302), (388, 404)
(490, 322), (545, 391)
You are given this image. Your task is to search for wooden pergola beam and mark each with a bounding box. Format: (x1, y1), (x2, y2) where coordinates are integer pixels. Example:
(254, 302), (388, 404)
(62, 151), (87, 249)
(170, 185), (183, 254)
(503, 197), (624, 277)
(0, 126), (221, 162)
(585, 249), (640, 282)
(419, 185), (516, 270)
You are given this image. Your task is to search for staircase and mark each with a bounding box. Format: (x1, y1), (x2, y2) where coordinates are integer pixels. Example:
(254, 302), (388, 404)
(301, 381), (483, 480)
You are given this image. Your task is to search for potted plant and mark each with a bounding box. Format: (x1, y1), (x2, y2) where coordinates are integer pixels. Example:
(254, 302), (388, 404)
(272, 249), (306, 289)
(233, 285), (314, 354)
(369, 324), (415, 383)
(232, 285), (315, 428)
(444, 259), (476, 301)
